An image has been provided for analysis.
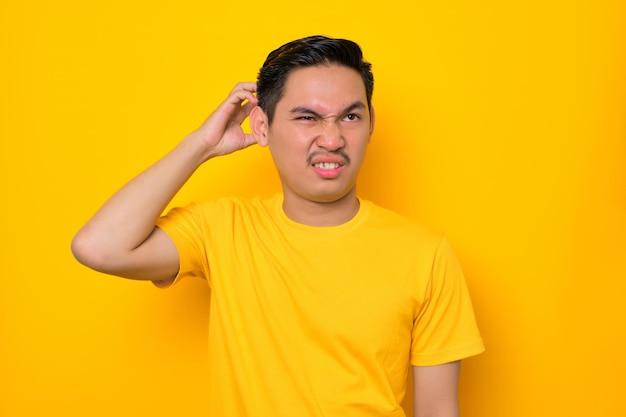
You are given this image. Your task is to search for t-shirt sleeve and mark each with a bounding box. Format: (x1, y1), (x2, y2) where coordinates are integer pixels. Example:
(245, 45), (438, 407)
(154, 204), (210, 288)
(410, 237), (485, 366)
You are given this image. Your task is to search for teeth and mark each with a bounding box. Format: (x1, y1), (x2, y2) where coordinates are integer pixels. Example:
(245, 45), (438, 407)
(314, 162), (340, 169)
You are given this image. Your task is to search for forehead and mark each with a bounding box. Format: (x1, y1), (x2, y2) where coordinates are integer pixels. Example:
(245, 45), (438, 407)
(277, 64), (367, 112)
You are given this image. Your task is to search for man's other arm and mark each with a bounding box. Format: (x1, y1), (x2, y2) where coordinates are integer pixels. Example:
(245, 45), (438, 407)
(413, 361), (460, 417)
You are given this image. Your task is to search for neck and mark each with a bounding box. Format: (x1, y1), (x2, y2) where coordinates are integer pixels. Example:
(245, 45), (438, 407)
(281, 189), (360, 227)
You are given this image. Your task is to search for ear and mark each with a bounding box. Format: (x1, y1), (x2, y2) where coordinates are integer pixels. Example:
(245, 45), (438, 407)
(368, 105), (376, 140)
(250, 106), (269, 147)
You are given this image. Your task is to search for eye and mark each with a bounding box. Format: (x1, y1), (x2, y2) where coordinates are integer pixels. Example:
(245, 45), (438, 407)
(343, 113), (361, 122)
(296, 116), (316, 121)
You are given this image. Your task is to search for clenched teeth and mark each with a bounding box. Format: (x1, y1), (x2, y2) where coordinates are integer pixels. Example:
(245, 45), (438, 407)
(314, 162), (340, 169)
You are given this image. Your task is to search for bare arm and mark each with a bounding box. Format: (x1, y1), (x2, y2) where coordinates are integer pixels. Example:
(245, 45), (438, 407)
(71, 83), (259, 283)
(413, 361), (460, 417)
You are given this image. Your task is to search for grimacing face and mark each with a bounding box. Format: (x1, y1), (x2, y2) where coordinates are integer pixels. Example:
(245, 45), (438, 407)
(252, 64), (375, 208)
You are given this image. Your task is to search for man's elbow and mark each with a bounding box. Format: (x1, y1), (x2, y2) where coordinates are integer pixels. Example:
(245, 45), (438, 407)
(71, 230), (115, 273)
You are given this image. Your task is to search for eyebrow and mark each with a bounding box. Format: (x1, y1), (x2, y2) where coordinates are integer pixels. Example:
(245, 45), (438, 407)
(289, 101), (367, 118)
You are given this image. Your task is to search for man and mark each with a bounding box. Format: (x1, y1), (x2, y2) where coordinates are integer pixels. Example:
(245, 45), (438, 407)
(72, 35), (484, 417)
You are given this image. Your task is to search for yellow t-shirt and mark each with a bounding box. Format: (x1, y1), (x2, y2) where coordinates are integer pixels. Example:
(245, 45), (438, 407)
(157, 194), (484, 416)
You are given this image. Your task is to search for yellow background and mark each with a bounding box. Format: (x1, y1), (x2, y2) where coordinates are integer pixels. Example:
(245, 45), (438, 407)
(1, 1), (625, 416)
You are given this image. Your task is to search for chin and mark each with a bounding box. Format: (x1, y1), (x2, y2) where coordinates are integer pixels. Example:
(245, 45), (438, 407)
(306, 187), (356, 204)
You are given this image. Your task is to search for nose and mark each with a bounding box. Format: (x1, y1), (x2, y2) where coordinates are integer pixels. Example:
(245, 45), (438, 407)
(315, 121), (344, 151)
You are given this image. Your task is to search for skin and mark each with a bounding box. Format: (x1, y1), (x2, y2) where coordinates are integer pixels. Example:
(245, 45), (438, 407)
(71, 65), (461, 416)
(414, 361), (461, 417)
(71, 82), (259, 284)
(251, 64), (375, 226)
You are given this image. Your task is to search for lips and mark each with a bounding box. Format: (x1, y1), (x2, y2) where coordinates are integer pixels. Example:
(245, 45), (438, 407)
(310, 158), (345, 179)
(307, 152), (350, 179)
(313, 162), (341, 169)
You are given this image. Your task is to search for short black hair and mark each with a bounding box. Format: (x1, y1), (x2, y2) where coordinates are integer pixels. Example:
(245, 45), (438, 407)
(256, 35), (374, 125)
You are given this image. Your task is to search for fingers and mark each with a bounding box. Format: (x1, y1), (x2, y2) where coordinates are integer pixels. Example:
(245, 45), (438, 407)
(190, 82), (261, 158)
(225, 82), (258, 107)
(201, 82), (256, 129)
(228, 84), (259, 125)
(231, 82), (257, 94)
(240, 132), (259, 149)
(239, 99), (257, 118)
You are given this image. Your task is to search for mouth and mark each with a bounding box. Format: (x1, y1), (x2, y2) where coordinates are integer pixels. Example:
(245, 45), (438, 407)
(313, 162), (341, 170)
(308, 152), (350, 179)
(311, 160), (345, 179)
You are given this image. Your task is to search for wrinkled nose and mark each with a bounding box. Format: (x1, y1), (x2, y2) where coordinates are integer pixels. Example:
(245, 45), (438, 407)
(315, 122), (344, 151)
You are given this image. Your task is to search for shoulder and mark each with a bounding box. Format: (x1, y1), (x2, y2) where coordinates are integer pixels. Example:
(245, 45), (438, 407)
(360, 199), (443, 247)
(173, 194), (277, 219)
(157, 195), (280, 247)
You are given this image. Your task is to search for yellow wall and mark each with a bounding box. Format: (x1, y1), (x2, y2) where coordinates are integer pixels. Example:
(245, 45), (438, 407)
(2, 1), (625, 416)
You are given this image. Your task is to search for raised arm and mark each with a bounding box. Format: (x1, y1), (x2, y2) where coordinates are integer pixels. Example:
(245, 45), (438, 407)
(71, 83), (259, 283)
(413, 361), (461, 417)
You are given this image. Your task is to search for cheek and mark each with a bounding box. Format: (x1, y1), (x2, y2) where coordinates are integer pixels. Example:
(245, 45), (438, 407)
(348, 131), (371, 153)
(269, 139), (304, 171)
(270, 128), (311, 152)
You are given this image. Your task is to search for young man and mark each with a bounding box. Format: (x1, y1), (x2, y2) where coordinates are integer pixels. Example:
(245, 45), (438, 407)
(72, 36), (484, 417)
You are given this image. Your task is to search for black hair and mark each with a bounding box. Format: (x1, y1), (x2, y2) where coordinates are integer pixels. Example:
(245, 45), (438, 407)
(256, 35), (374, 125)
